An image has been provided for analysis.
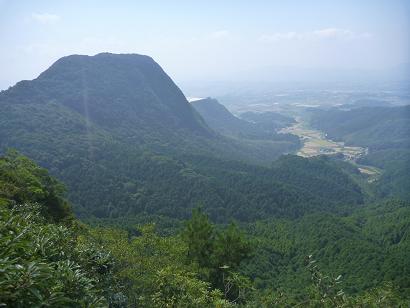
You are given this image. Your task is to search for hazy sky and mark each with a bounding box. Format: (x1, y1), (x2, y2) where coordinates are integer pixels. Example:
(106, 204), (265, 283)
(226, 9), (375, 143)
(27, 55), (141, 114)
(1, 0), (409, 89)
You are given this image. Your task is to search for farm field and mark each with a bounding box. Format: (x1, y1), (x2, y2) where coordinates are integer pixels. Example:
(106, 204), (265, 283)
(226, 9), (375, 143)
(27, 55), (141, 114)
(281, 118), (381, 178)
(280, 118), (365, 158)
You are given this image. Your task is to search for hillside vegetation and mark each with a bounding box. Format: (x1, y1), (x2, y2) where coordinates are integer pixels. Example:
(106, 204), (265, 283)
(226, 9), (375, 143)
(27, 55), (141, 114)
(1, 53), (409, 306)
(310, 106), (410, 201)
(1, 152), (409, 306)
(0, 54), (364, 222)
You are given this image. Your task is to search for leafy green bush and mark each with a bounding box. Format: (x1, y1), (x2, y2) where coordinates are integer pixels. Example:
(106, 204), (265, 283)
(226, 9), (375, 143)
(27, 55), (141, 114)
(0, 203), (122, 307)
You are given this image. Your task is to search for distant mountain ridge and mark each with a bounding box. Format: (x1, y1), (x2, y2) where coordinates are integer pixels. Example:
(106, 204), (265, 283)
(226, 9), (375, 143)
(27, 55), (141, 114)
(191, 97), (300, 148)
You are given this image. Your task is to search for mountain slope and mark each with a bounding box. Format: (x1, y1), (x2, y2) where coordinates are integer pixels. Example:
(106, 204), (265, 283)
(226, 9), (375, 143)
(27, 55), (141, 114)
(191, 98), (299, 145)
(244, 200), (410, 296)
(2, 53), (211, 140)
(0, 53), (365, 221)
(1, 53), (305, 163)
(191, 97), (250, 136)
(2, 152), (406, 306)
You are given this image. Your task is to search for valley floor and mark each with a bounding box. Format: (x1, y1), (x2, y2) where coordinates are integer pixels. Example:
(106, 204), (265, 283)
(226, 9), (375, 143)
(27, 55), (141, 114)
(280, 117), (381, 179)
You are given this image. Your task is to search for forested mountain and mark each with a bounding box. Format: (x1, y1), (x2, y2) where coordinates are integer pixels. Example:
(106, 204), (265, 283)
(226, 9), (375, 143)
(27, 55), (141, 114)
(0, 53), (366, 221)
(2, 0), (410, 304)
(191, 97), (299, 148)
(191, 97), (249, 136)
(309, 106), (410, 200)
(0, 53), (298, 163)
(1, 53), (409, 306)
(2, 53), (210, 138)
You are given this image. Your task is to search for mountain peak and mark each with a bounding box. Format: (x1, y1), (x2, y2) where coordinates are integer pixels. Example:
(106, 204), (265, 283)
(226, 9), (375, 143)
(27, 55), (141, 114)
(1, 52), (211, 137)
(38, 52), (157, 81)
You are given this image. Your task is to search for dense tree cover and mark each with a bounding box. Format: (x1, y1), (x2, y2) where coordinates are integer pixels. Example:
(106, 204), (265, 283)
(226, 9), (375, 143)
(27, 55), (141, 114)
(87, 225), (234, 307)
(2, 153), (409, 306)
(0, 153), (254, 306)
(0, 53), (299, 167)
(1, 53), (351, 222)
(0, 152), (235, 306)
(242, 199), (410, 300)
(76, 153), (364, 224)
(182, 208), (253, 301)
(0, 102), (366, 223)
(191, 97), (300, 148)
(1, 53), (409, 306)
(309, 105), (410, 201)
(88, 214), (254, 306)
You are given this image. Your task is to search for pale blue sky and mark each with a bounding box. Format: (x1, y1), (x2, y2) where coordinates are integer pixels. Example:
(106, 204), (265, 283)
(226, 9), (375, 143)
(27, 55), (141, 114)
(0, 0), (409, 89)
